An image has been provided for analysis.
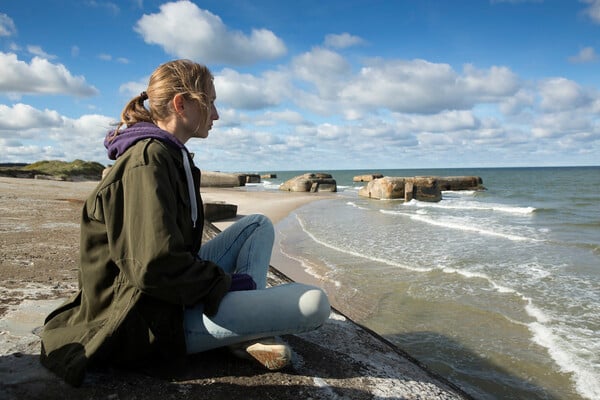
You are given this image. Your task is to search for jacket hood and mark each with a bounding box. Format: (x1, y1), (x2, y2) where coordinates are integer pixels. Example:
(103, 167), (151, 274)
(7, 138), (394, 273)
(104, 122), (185, 160)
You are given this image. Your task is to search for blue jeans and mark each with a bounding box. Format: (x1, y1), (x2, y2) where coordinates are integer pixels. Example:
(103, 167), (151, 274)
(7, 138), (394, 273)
(183, 214), (330, 353)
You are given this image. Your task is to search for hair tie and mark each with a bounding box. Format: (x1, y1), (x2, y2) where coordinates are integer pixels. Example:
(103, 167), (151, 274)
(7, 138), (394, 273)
(140, 91), (148, 101)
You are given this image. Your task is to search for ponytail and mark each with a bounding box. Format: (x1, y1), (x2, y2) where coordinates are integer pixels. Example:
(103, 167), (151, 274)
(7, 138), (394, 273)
(111, 91), (153, 138)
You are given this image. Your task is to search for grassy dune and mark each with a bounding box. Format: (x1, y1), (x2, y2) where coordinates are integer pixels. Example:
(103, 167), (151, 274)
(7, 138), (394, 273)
(0, 160), (105, 180)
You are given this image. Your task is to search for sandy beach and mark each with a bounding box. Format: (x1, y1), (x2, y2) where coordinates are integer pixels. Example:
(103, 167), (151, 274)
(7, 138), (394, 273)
(201, 186), (329, 226)
(0, 177), (470, 400)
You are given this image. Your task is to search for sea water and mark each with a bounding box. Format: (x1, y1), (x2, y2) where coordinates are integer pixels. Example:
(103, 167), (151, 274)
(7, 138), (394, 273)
(251, 167), (599, 400)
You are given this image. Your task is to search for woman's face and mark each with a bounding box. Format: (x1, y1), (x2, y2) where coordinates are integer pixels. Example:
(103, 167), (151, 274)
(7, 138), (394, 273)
(190, 81), (219, 139)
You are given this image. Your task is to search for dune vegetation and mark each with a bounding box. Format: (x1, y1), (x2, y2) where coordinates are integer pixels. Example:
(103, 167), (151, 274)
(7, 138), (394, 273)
(0, 160), (105, 181)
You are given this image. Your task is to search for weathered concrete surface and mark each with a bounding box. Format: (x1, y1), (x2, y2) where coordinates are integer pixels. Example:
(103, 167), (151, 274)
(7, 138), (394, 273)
(203, 201), (238, 222)
(358, 176), (406, 200)
(358, 176), (484, 201)
(280, 173), (337, 193)
(359, 176), (442, 202)
(411, 177), (442, 202)
(239, 173), (261, 184)
(353, 174), (383, 182)
(200, 171), (246, 187)
(436, 176), (485, 191)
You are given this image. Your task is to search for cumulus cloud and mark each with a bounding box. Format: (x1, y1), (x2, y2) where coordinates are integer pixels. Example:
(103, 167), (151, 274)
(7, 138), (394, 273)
(134, 1), (286, 65)
(338, 59), (519, 114)
(0, 104), (114, 163)
(538, 78), (592, 112)
(324, 33), (366, 49)
(0, 103), (63, 132)
(532, 111), (591, 138)
(0, 52), (98, 97)
(214, 68), (291, 110)
(568, 46), (598, 63)
(397, 110), (481, 133)
(500, 88), (536, 115)
(0, 13), (16, 36)
(291, 48), (352, 95)
(119, 76), (149, 99)
(255, 110), (307, 126)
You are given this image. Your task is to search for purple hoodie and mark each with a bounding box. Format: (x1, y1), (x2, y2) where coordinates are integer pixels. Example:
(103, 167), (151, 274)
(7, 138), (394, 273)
(104, 121), (199, 228)
(104, 122), (185, 160)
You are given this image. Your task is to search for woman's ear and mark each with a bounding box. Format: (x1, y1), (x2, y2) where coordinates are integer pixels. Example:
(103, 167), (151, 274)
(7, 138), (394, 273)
(172, 93), (185, 116)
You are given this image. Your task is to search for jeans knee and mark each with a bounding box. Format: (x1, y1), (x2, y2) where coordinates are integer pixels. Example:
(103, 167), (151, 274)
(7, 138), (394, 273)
(257, 213), (273, 229)
(251, 214), (274, 240)
(299, 287), (331, 329)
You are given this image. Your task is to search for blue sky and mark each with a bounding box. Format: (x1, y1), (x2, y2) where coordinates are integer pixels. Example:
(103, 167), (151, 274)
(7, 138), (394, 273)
(1, 0), (599, 171)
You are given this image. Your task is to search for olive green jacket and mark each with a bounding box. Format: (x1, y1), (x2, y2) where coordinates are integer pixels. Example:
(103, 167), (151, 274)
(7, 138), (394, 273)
(40, 138), (231, 386)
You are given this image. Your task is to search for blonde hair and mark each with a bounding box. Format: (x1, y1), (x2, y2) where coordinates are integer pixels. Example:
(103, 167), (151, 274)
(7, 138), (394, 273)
(113, 59), (214, 135)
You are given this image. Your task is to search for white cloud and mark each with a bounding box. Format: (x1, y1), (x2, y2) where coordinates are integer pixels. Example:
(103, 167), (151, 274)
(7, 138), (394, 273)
(0, 13), (16, 37)
(134, 1), (286, 65)
(460, 64), (520, 101)
(119, 76), (149, 99)
(0, 52), (98, 97)
(0, 103), (63, 132)
(315, 123), (347, 140)
(338, 59), (519, 114)
(254, 110), (307, 126)
(499, 88), (536, 115)
(582, 0), (600, 23)
(538, 78), (592, 112)
(568, 46), (598, 63)
(397, 110), (481, 133)
(532, 110), (593, 138)
(324, 33), (366, 49)
(214, 68), (291, 110)
(0, 104), (114, 163)
(291, 47), (352, 94)
(27, 45), (57, 59)
(285, 47), (354, 115)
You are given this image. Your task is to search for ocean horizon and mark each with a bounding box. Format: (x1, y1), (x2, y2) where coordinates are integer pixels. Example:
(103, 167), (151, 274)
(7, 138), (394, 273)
(245, 166), (599, 400)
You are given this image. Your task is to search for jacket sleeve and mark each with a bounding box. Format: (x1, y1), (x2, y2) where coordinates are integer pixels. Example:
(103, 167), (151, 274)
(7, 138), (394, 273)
(102, 158), (231, 314)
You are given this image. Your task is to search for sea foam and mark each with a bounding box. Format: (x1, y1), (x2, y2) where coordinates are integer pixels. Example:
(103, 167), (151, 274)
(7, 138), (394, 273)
(296, 214), (433, 273)
(404, 198), (536, 215)
(380, 209), (535, 242)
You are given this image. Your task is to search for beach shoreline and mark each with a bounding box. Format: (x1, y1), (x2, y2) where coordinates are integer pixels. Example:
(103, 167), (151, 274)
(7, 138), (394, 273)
(0, 177), (470, 399)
